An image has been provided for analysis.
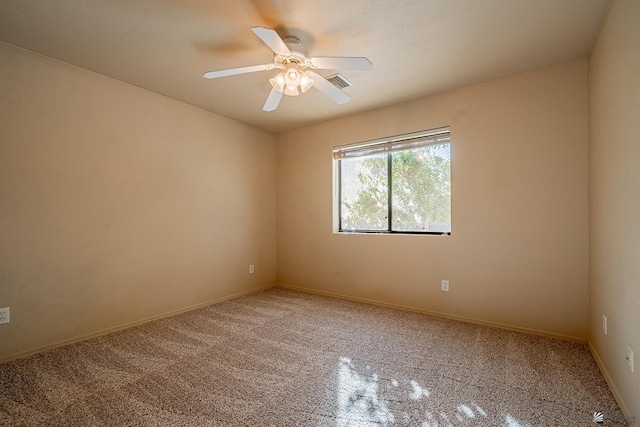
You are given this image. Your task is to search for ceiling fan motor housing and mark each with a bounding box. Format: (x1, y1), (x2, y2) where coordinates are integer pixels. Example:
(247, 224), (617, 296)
(283, 36), (305, 54)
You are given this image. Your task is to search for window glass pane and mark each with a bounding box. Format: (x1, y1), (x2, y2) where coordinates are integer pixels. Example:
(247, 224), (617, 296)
(391, 144), (451, 232)
(340, 154), (388, 231)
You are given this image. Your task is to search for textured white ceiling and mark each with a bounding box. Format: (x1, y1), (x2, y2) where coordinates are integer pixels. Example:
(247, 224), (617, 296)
(0, 0), (610, 133)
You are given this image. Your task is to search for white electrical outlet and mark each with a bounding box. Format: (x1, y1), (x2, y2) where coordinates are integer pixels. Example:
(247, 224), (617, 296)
(627, 347), (634, 373)
(602, 315), (607, 335)
(0, 307), (9, 324)
(249, 264), (255, 274)
(441, 280), (449, 292)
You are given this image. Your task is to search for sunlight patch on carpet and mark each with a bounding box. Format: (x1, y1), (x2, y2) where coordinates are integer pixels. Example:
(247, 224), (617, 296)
(336, 356), (492, 426)
(410, 380), (430, 400)
(504, 414), (532, 427)
(337, 357), (394, 426)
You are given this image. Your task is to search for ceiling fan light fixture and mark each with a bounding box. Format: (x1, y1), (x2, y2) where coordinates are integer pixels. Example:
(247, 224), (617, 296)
(269, 72), (285, 92)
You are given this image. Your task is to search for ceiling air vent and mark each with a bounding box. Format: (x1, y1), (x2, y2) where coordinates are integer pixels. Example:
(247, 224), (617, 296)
(325, 74), (353, 89)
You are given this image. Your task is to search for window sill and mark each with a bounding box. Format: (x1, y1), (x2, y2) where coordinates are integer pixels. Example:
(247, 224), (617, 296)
(335, 230), (451, 236)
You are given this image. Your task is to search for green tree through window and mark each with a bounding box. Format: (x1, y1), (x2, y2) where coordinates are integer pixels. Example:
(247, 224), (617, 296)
(340, 144), (451, 233)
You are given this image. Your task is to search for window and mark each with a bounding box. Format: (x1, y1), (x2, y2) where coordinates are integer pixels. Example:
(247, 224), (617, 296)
(334, 127), (451, 234)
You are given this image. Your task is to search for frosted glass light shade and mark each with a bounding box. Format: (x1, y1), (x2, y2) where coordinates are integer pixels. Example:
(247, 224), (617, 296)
(284, 85), (299, 96)
(284, 66), (301, 87)
(300, 72), (314, 93)
(269, 72), (285, 92)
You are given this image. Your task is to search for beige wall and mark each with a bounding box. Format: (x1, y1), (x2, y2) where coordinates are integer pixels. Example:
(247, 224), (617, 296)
(0, 42), (277, 362)
(277, 59), (589, 340)
(588, 0), (640, 419)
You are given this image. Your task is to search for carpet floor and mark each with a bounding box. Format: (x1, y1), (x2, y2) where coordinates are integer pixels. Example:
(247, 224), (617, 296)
(0, 287), (626, 426)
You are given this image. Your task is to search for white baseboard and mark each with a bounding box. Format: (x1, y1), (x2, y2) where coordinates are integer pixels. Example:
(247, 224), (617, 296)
(1, 283), (277, 364)
(276, 283), (587, 343)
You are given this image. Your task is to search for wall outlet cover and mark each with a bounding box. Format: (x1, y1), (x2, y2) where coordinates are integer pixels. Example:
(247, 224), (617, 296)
(0, 307), (9, 324)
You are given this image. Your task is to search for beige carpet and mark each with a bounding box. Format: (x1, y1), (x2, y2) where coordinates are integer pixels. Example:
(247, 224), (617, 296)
(0, 287), (626, 426)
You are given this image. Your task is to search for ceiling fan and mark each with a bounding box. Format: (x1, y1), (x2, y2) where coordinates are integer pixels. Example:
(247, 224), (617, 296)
(203, 27), (373, 112)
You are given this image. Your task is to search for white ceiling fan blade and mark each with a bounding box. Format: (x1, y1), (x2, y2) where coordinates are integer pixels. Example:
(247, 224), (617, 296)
(203, 64), (273, 79)
(263, 88), (284, 111)
(251, 27), (291, 57)
(306, 71), (351, 105)
(310, 57), (373, 71)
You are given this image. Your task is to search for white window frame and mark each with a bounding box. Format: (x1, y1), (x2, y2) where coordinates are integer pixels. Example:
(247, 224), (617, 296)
(333, 127), (451, 235)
